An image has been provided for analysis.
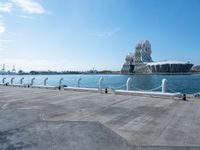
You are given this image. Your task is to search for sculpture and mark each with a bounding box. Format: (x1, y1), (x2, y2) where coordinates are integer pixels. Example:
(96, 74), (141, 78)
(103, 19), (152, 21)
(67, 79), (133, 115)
(121, 40), (193, 74)
(134, 40), (153, 63)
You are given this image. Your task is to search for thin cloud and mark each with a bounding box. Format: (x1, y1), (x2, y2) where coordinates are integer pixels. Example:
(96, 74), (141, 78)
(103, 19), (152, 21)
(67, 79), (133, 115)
(0, 2), (13, 13)
(0, 20), (6, 52)
(11, 0), (46, 14)
(98, 31), (114, 37)
(0, 58), (67, 71)
(0, 21), (5, 52)
(0, 48), (3, 52)
(0, 58), (49, 70)
(0, 39), (12, 42)
(0, 21), (5, 34)
(0, 0), (48, 53)
(97, 28), (120, 37)
(19, 14), (34, 19)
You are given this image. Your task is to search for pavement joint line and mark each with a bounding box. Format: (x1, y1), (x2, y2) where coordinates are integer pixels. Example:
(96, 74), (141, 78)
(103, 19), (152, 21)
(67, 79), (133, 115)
(79, 97), (131, 120)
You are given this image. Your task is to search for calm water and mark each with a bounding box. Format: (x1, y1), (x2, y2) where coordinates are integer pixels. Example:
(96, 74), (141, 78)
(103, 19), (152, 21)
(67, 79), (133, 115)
(1, 74), (200, 94)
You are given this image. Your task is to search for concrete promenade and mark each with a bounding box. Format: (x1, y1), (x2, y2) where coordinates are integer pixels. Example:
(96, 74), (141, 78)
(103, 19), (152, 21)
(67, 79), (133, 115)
(1, 86), (200, 149)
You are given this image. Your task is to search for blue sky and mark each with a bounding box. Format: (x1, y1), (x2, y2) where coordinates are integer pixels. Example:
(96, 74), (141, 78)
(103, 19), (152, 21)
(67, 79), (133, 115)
(0, 0), (200, 71)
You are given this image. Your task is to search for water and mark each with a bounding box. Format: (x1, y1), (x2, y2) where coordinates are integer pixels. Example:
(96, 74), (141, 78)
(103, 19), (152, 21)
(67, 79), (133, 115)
(1, 74), (200, 94)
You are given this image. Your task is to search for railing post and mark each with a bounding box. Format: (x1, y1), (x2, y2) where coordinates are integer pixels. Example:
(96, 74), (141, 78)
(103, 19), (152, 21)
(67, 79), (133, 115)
(98, 77), (104, 92)
(59, 78), (63, 86)
(31, 78), (35, 85)
(44, 77), (48, 86)
(77, 78), (82, 87)
(10, 77), (15, 84)
(2, 77), (6, 84)
(126, 78), (132, 91)
(162, 79), (167, 93)
(20, 77), (24, 85)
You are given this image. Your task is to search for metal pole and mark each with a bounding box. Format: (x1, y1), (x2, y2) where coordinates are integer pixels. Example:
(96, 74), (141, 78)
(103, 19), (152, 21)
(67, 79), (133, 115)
(2, 77), (6, 84)
(77, 78), (82, 87)
(98, 77), (104, 92)
(162, 79), (167, 93)
(126, 78), (132, 91)
(44, 77), (48, 86)
(31, 78), (35, 85)
(20, 77), (24, 85)
(59, 78), (63, 86)
(10, 77), (15, 84)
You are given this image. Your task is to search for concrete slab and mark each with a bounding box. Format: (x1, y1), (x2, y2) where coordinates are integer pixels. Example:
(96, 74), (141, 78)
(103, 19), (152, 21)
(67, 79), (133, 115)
(1, 86), (200, 149)
(0, 109), (39, 132)
(0, 121), (134, 150)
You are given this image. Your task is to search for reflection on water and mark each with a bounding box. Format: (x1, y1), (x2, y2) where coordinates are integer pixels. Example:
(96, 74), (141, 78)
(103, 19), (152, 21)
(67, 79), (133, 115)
(1, 74), (200, 94)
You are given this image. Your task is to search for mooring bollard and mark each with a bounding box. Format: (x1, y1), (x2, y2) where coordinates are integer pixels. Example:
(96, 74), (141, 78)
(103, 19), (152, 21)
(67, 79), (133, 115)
(126, 78), (132, 91)
(44, 77), (48, 86)
(20, 77), (24, 85)
(2, 77), (6, 84)
(98, 77), (104, 92)
(77, 78), (82, 87)
(162, 79), (167, 93)
(10, 77), (15, 84)
(105, 88), (108, 94)
(183, 94), (187, 101)
(31, 78), (35, 85)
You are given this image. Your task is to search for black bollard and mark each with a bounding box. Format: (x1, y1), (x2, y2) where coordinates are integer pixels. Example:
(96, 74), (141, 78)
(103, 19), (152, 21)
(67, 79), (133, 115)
(183, 94), (186, 101)
(105, 88), (108, 94)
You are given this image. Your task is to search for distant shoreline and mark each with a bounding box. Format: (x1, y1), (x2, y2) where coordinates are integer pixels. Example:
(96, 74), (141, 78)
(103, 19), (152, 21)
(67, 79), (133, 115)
(1, 72), (200, 76)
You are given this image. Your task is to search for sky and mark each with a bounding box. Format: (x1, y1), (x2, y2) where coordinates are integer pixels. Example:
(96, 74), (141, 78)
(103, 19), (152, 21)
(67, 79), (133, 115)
(0, 0), (200, 71)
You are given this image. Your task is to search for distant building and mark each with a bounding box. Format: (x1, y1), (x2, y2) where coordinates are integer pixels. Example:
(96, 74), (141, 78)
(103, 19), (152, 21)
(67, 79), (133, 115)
(121, 40), (193, 74)
(0, 64), (6, 74)
(0, 64), (18, 74)
(11, 65), (16, 74)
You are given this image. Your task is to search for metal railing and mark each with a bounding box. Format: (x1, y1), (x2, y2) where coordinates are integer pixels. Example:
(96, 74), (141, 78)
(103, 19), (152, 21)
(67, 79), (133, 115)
(0, 77), (181, 95)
